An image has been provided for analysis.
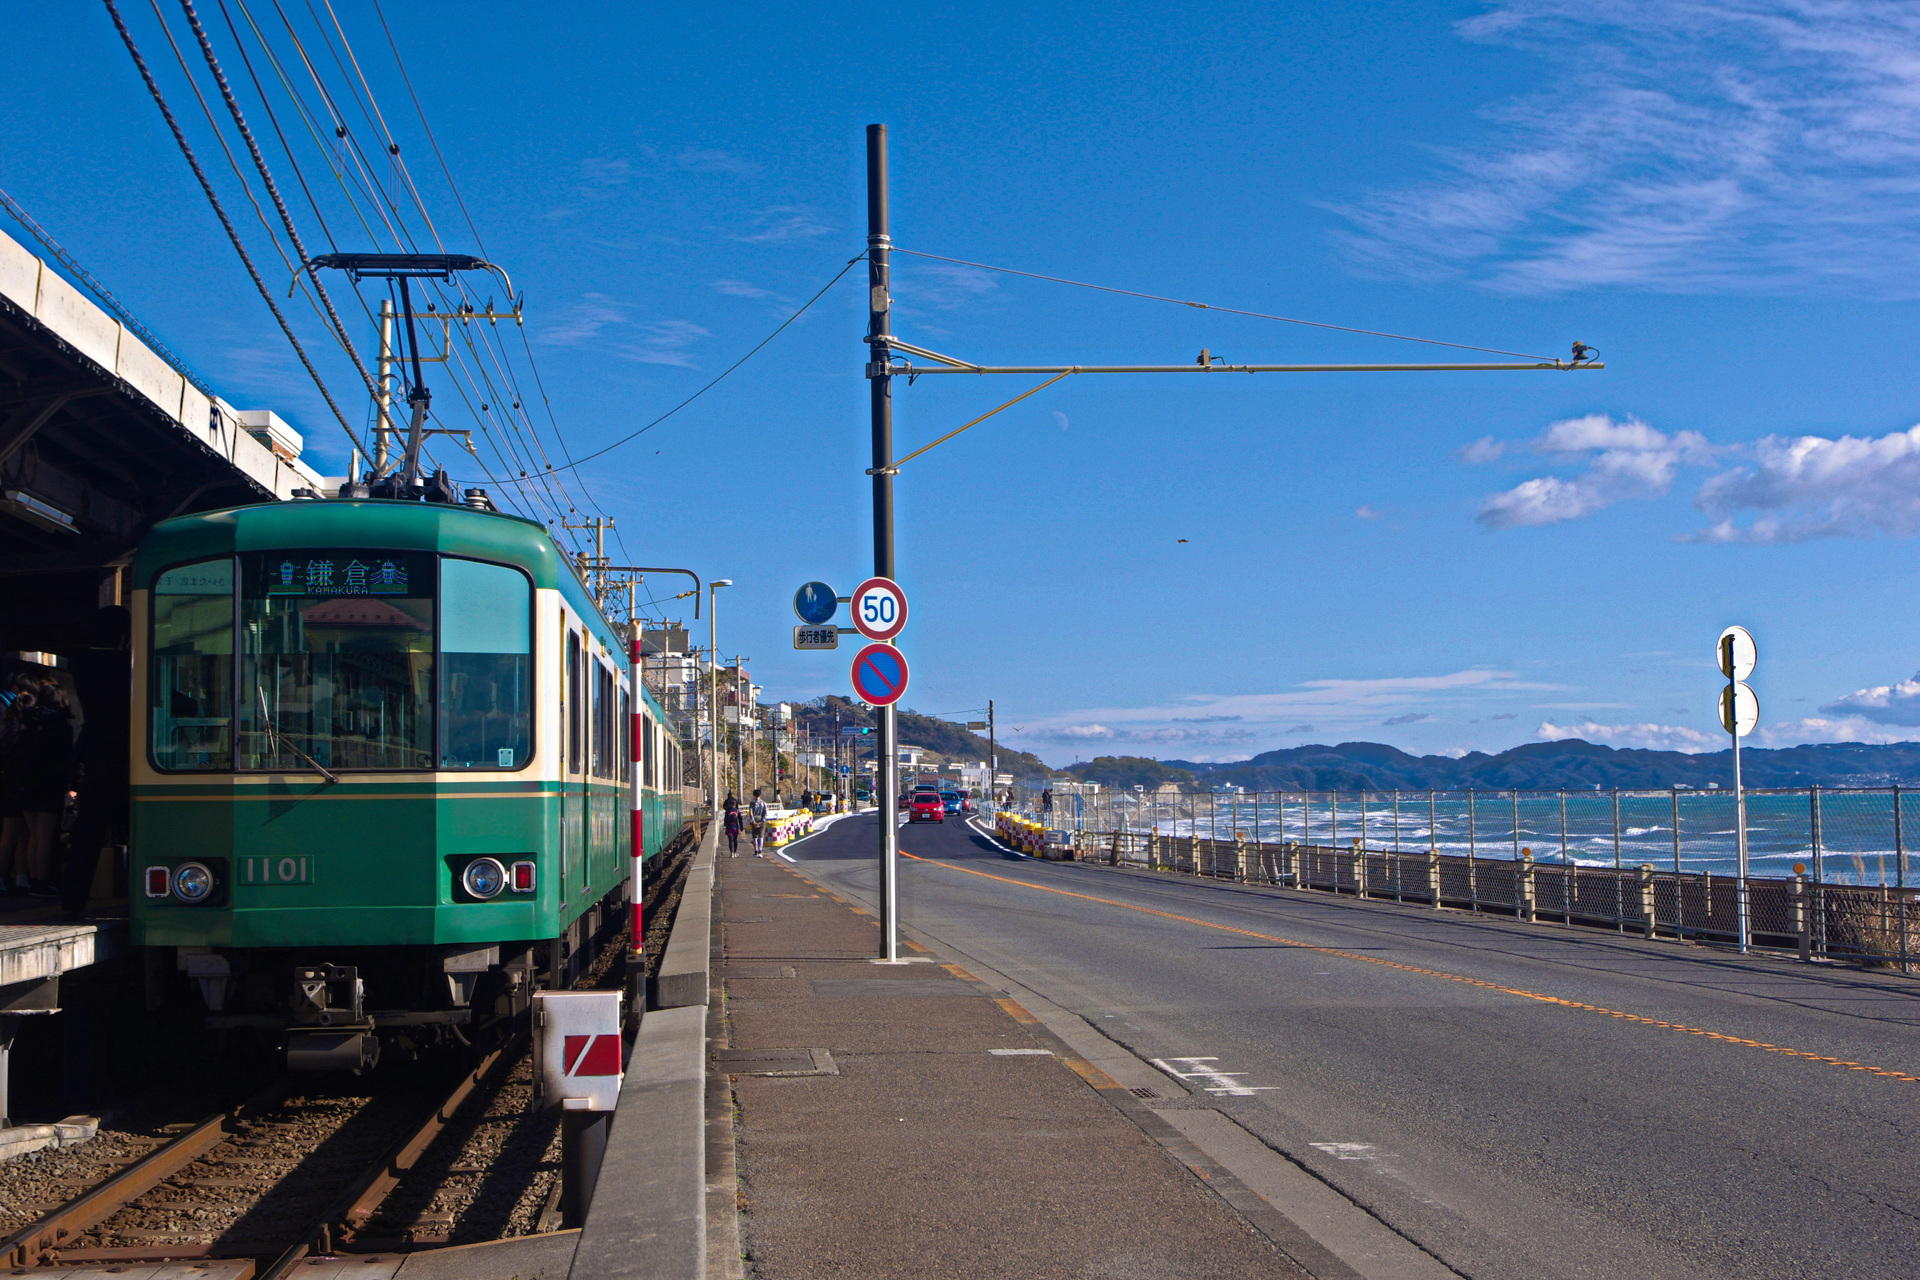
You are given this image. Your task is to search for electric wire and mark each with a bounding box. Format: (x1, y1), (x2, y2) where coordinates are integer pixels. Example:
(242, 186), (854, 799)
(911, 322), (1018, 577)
(178, 0), (378, 404)
(536, 253), (867, 477)
(300, 2), (592, 539)
(890, 246), (1558, 363)
(238, 0), (577, 532)
(103, 0), (369, 466)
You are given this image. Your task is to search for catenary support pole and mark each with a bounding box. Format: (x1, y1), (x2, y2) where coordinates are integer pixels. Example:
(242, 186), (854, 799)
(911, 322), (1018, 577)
(867, 124), (900, 961)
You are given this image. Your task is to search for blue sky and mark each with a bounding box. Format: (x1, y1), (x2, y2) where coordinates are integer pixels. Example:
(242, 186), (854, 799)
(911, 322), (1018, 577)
(10, 1), (1920, 764)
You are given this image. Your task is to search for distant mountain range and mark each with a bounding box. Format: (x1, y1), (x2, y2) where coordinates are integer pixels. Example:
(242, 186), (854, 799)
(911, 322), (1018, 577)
(1059, 739), (1920, 791)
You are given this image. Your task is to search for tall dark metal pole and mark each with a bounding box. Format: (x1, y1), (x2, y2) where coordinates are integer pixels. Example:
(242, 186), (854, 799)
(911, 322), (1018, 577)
(867, 124), (900, 960)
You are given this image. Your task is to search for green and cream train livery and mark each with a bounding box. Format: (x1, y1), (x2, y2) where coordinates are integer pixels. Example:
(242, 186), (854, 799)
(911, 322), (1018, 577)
(131, 497), (682, 1071)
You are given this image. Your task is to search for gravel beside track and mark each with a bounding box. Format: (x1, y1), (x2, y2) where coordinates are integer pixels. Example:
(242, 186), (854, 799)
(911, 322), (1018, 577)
(3, 818), (704, 1266)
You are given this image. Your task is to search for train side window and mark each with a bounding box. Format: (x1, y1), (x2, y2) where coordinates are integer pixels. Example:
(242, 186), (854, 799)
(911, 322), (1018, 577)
(642, 712), (655, 790)
(567, 630), (583, 772)
(439, 558), (532, 770)
(149, 558), (235, 771)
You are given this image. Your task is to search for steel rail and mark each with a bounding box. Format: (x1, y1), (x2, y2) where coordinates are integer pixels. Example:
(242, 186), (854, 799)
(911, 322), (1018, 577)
(1, 1079), (295, 1268)
(258, 1036), (521, 1275)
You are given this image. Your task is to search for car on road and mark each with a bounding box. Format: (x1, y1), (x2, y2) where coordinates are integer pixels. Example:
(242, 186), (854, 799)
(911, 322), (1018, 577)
(941, 791), (962, 815)
(909, 789), (945, 823)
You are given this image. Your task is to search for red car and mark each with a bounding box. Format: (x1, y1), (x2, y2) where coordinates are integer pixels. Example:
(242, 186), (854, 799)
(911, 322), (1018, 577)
(908, 789), (945, 823)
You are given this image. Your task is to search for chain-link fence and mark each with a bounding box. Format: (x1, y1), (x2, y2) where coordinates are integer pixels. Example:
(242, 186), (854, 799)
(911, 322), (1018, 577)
(1009, 785), (1920, 972)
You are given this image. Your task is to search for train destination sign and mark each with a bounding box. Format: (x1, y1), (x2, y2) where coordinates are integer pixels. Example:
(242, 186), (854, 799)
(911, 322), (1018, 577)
(850, 576), (907, 642)
(850, 642), (909, 706)
(794, 581), (838, 625)
(793, 625), (839, 650)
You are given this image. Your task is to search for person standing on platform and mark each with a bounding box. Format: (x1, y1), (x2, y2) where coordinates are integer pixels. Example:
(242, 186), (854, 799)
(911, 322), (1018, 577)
(63, 607), (131, 920)
(17, 678), (73, 896)
(0, 677), (33, 894)
(723, 792), (742, 856)
(749, 788), (768, 855)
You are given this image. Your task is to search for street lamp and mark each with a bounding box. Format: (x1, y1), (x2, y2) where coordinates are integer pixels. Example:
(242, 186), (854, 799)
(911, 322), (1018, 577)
(707, 580), (732, 814)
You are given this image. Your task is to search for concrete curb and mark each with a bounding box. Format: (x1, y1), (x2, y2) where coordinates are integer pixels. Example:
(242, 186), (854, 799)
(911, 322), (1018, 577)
(570, 1004), (708, 1280)
(0, 1115), (98, 1163)
(651, 820), (718, 1010)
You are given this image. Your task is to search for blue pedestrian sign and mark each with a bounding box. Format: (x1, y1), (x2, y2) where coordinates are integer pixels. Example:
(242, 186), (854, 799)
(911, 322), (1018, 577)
(850, 642), (909, 707)
(794, 581), (838, 625)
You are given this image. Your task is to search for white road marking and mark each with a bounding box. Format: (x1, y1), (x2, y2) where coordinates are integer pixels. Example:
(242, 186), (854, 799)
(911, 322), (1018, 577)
(1310, 1143), (1380, 1159)
(989, 1048), (1054, 1056)
(1150, 1056), (1281, 1096)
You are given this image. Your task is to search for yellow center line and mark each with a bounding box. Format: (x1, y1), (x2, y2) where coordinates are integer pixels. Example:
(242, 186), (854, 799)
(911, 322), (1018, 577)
(900, 851), (1920, 1085)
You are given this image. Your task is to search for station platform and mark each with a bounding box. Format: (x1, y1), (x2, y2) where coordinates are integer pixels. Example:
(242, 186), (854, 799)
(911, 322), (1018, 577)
(0, 899), (126, 1135)
(707, 847), (1312, 1279)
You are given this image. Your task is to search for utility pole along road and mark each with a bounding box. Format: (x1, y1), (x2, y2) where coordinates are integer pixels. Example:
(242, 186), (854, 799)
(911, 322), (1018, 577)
(782, 813), (1920, 1280)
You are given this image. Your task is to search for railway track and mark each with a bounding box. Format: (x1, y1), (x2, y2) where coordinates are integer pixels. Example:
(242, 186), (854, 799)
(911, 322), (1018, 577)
(0, 821), (702, 1275)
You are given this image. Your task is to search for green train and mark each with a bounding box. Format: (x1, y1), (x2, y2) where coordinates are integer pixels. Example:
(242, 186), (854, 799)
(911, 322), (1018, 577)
(130, 497), (685, 1070)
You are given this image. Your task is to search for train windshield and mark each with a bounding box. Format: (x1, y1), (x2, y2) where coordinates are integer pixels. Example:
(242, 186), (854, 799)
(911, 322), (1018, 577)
(149, 550), (540, 773)
(239, 551), (436, 771)
(439, 557), (532, 770)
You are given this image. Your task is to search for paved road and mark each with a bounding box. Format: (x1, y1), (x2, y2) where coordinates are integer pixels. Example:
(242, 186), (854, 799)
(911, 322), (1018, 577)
(782, 811), (1920, 1280)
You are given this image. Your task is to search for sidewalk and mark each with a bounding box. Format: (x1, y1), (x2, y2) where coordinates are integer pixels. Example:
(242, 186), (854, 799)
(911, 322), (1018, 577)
(712, 849), (1311, 1279)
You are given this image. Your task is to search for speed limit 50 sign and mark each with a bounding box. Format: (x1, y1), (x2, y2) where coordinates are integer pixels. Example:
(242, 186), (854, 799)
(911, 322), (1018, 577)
(850, 576), (907, 642)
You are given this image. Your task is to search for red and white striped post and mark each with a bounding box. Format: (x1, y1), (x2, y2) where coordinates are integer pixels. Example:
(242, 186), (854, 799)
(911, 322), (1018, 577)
(629, 637), (645, 955)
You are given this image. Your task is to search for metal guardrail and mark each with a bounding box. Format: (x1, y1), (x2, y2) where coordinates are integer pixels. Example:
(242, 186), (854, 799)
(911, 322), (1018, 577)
(1064, 829), (1918, 973)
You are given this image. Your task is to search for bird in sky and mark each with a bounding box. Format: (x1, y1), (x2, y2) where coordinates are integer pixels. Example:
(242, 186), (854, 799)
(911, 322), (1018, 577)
(1177, 538), (1189, 543)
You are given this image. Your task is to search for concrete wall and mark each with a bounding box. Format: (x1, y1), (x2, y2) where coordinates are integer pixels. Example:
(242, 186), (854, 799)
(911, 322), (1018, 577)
(0, 226), (326, 501)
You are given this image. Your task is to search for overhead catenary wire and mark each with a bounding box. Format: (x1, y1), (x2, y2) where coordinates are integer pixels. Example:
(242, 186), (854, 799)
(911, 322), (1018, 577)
(103, 0), (370, 467)
(890, 246), (1559, 363)
(534, 253), (867, 477)
(231, 0), (583, 535)
(177, 0), (378, 403)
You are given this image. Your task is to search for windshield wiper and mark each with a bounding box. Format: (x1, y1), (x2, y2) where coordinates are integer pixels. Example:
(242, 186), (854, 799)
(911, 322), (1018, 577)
(255, 685), (340, 784)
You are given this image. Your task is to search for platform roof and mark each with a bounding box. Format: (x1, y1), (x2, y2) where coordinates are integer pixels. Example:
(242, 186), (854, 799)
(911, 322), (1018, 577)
(0, 225), (327, 651)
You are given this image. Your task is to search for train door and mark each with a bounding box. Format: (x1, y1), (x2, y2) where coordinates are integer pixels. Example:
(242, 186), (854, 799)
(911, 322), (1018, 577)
(565, 626), (585, 899)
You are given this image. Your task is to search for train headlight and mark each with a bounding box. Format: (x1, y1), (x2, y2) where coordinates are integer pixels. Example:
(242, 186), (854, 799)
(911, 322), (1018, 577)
(172, 862), (215, 904)
(462, 857), (507, 900)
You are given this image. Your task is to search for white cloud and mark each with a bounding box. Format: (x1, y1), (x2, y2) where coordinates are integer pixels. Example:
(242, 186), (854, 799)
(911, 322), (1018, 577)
(535, 293), (627, 347)
(895, 262), (999, 311)
(1053, 724), (1115, 740)
(1458, 436), (1506, 464)
(1689, 425), (1920, 542)
(1355, 505), (1382, 519)
(1332, 1), (1920, 296)
(732, 206), (833, 243)
(613, 320), (710, 368)
(1820, 671), (1920, 725)
(1752, 716), (1918, 746)
(1382, 712), (1429, 726)
(1473, 414), (1714, 528)
(1538, 719), (1720, 751)
(1004, 668), (1558, 760)
(712, 279), (782, 301)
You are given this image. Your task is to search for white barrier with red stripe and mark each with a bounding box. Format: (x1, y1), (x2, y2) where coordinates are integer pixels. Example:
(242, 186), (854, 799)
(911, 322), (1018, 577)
(533, 989), (624, 1111)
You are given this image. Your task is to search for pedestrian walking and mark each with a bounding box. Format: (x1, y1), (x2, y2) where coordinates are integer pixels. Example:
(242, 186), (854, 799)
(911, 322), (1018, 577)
(750, 788), (769, 855)
(723, 792), (741, 855)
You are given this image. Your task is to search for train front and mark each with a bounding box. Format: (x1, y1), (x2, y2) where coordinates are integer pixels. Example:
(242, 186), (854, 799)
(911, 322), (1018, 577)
(130, 502), (564, 1071)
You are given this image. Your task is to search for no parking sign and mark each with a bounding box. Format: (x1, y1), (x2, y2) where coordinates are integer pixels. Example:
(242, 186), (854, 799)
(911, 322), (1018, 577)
(850, 642), (908, 707)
